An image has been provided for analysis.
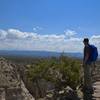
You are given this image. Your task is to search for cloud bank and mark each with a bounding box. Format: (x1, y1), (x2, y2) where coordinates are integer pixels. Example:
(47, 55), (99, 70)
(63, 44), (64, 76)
(0, 29), (100, 53)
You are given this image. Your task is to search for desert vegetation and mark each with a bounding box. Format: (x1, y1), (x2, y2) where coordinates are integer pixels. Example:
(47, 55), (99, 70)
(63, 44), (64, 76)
(13, 55), (82, 99)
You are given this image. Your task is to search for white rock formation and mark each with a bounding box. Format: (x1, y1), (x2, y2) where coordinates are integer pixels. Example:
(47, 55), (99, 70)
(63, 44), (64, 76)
(0, 57), (35, 100)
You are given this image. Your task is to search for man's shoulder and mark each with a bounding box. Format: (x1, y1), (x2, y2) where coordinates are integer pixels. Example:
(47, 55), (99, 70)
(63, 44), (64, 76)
(85, 45), (91, 52)
(85, 45), (90, 49)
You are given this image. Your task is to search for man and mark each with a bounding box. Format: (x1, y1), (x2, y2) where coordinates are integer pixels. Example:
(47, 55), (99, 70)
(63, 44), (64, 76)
(83, 38), (95, 100)
(83, 38), (91, 65)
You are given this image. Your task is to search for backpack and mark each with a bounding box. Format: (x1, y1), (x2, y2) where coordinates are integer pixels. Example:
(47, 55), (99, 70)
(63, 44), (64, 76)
(89, 45), (98, 62)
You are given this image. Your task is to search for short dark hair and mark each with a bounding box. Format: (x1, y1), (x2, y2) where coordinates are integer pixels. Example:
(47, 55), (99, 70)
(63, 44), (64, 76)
(83, 38), (89, 43)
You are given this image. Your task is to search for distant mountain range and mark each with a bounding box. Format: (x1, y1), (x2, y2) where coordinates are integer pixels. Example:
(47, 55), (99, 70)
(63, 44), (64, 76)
(0, 50), (99, 59)
(0, 50), (83, 58)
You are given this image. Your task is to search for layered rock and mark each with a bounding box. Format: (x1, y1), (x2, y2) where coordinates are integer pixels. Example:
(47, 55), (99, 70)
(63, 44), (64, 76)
(0, 57), (35, 100)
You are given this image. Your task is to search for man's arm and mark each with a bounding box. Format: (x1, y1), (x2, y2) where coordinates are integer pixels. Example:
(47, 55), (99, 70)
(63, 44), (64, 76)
(84, 53), (90, 64)
(83, 46), (90, 65)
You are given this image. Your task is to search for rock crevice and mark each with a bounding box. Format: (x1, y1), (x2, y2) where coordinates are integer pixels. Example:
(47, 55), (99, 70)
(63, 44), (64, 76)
(0, 57), (35, 100)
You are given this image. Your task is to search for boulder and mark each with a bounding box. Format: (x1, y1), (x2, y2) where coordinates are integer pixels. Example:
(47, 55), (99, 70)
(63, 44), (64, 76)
(0, 57), (35, 100)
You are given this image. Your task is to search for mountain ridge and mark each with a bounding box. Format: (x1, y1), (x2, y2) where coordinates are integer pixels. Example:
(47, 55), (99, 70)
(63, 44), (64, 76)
(0, 50), (83, 58)
(0, 50), (99, 59)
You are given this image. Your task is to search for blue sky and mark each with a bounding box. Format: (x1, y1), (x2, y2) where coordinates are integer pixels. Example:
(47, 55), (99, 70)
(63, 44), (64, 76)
(0, 0), (100, 52)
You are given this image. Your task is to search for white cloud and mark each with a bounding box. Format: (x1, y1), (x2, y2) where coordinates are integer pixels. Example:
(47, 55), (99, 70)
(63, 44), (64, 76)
(90, 35), (100, 53)
(33, 28), (37, 31)
(37, 34), (65, 42)
(64, 29), (77, 38)
(33, 26), (43, 32)
(7, 29), (28, 39)
(0, 29), (7, 39)
(0, 29), (38, 40)
(36, 26), (43, 30)
(90, 35), (100, 41)
(0, 28), (100, 53)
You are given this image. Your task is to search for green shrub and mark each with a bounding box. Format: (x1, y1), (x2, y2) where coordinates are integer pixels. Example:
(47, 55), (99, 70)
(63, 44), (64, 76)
(26, 56), (82, 98)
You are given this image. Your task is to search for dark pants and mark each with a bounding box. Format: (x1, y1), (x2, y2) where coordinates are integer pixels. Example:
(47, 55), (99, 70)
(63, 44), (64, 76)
(83, 63), (95, 100)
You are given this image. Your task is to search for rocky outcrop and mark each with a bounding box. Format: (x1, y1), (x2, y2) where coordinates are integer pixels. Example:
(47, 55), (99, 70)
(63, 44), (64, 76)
(0, 57), (35, 100)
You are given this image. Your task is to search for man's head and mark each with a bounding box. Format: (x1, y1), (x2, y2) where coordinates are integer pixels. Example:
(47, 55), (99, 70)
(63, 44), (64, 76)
(83, 38), (89, 46)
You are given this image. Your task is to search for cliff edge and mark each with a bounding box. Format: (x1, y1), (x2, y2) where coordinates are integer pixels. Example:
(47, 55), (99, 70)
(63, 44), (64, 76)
(0, 57), (35, 100)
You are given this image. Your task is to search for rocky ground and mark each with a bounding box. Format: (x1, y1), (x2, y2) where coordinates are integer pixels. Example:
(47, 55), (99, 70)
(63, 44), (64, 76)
(0, 56), (99, 100)
(0, 57), (82, 100)
(92, 64), (100, 100)
(0, 57), (35, 100)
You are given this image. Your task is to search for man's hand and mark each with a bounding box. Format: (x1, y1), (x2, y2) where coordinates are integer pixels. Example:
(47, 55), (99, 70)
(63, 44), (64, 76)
(82, 61), (86, 67)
